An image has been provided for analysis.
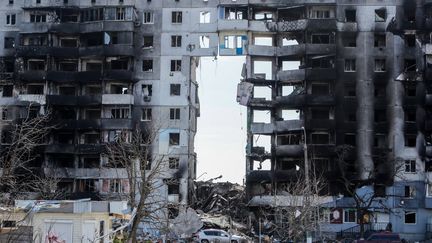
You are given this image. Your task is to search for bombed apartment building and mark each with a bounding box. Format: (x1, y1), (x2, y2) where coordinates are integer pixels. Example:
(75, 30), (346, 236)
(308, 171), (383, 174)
(0, 0), (201, 223)
(234, 0), (432, 241)
(1, 0), (432, 241)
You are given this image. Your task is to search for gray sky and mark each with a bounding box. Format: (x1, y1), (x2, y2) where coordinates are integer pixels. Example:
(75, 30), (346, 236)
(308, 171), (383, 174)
(195, 56), (246, 184)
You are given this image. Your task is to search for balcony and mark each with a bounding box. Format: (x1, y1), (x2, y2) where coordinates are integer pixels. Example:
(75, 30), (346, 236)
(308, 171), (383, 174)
(251, 120), (304, 135)
(246, 170), (272, 183)
(337, 22), (358, 32)
(249, 20), (272, 32)
(79, 45), (134, 57)
(277, 44), (305, 57)
(101, 119), (133, 129)
(23, 0), (81, 8)
(80, 21), (134, 33)
(53, 119), (101, 130)
(75, 119), (101, 130)
(18, 94), (46, 105)
(47, 95), (76, 105)
(77, 95), (102, 106)
(104, 70), (133, 80)
(275, 94), (306, 108)
(248, 98), (274, 109)
(18, 71), (46, 81)
(50, 47), (79, 57)
(77, 71), (102, 82)
(218, 19), (248, 31)
(306, 68), (336, 80)
(308, 144), (335, 157)
(306, 119), (335, 130)
(102, 94), (134, 105)
(45, 144), (75, 153)
(267, 19), (308, 32)
(47, 95), (101, 106)
(277, 69), (305, 82)
(306, 44), (336, 55)
(275, 144), (303, 157)
(76, 144), (103, 154)
(248, 45), (276, 56)
(16, 46), (50, 57)
(307, 19), (337, 31)
(49, 23), (80, 34)
(46, 71), (77, 82)
(19, 23), (50, 33)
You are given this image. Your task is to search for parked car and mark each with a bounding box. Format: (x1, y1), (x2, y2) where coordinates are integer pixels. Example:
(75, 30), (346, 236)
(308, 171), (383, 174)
(355, 232), (401, 243)
(193, 229), (243, 243)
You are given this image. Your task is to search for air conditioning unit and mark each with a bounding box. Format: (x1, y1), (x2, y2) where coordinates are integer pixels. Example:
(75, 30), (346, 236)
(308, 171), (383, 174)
(144, 96), (151, 102)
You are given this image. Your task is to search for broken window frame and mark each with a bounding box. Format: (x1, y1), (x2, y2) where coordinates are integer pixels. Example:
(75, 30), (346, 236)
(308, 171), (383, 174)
(427, 184), (432, 198)
(344, 59), (356, 72)
(4, 37), (15, 49)
(310, 132), (331, 144)
(143, 35), (153, 48)
(171, 11), (183, 24)
(142, 59), (153, 72)
(142, 84), (152, 101)
(141, 108), (152, 121)
(110, 83), (129, 94)
(171, 35), (182, 47)
(310, 33), (332, 44)
(404, 185), (416, 198)
(224, 7), (247, 20)
(374, 34), (386, 47)
(110, 107), (130, 119)
(199, 11), (211, 23)
(254, 11), (273, 22)
(169, 132), (180, 146)
(310, 8), (332, 19)
(345, 9), (356, 22)
(166, 179), (180, 194)
(0, 85), (13, 97)
(169, 108), (180, 120)
(170, 84), (181, 96)
(26, 84), (44, 94)
(404, 211), (416, 224)
(374, 59), (386, 72)
(404, 160), (416, 173)
(170, 60), (182, 72)
(199, 35), (210, 48)
(143, 11), (154, 24)
(6, 14), (16, 26)
(343, 209), (356, 223)
(375, 8), (386, 22)
(30, 13), (47, 23)
(169, 157), (180, 169)
(110, 179), (123, 193)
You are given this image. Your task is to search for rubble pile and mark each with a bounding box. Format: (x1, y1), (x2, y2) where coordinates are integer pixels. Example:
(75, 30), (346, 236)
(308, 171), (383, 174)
(193, 181), (249, 228)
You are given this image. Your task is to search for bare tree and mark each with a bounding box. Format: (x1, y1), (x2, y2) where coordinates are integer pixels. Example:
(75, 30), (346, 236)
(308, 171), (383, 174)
(335, 145), (404, 239)
(255, 172), (326, 242)
(104, 126), (170, 242)
(0, 105), (56, 204)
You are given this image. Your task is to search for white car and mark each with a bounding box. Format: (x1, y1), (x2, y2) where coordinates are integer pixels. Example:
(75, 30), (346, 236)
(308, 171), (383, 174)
(193, 229), (243, 243)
